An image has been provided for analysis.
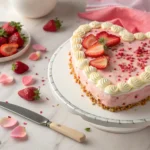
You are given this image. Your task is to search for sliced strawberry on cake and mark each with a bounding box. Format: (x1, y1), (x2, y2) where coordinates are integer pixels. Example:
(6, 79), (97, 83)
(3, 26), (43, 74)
(90, 56), (109, 69)
(82, 34), (97, 49)
(96, 31), (120, 47)
(85, 42), (104, 58)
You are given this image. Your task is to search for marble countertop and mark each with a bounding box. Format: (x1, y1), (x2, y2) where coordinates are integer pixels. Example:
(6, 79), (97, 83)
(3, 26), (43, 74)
(0, 0), (150, 150)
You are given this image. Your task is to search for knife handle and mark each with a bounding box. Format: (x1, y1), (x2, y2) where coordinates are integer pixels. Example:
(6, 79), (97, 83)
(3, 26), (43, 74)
(49, 122), (86, 143)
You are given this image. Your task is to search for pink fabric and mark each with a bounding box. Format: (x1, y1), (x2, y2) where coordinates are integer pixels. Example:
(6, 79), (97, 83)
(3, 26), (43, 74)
(86, 0), (150, 12)
(78, 6), (150, 33)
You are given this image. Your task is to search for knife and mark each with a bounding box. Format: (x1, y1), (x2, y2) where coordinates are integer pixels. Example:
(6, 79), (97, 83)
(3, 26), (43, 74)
(0, 101), (86, 143)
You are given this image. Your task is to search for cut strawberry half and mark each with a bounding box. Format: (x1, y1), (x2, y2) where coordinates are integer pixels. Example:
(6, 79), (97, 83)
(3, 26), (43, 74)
(85, 42), (104, 58)
(96, 31), (120, 47)
(90, 56), (109, 69)
(82, 34), (97, 49)
(0, 43), (18, 57)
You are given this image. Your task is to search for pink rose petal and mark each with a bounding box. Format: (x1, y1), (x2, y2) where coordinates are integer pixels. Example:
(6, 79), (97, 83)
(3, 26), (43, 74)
(11, 126), (27, 138)
(0, 117), (18, 128)
(29, 52), (41, 61)
(32, 44), (47, 52)
(0, 74), (14, 84)
(22, 75), (34, 86)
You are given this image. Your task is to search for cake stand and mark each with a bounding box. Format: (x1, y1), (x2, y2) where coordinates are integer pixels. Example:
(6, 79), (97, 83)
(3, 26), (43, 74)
(48, 39), (150, 133)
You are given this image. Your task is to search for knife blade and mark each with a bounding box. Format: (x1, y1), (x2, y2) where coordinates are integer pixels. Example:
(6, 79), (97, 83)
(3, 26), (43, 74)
(0, 101), (86, 143)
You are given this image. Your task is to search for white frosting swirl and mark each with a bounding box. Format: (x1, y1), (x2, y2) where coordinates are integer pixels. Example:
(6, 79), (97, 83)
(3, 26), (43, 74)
(101, 22), (113, 29)
(89, 72), (102, 84)
(74, 51), (85, 60)
(78, 24), (91, 33)
(117, 82), (132, 93)
(145, 66), (150, 73)
(73, 29), (85, 37)
(111, 25), (123, 33)
(89, 21), (101, 28)
(72, 44), (82, 51)
(76, 59), (89, 69)
(83, 66), (97, 77)
(104, 85), (119, 95)
(71, 36), (82, 44)
(96, 78), (111, 89)
(134, 32), (146, 40)
(121, 31), (135, 42)
(127, 77), (144, 88)
(140, 72), (150, 83)
(145, 32), (150, 39)
(119, 30), (128, 36)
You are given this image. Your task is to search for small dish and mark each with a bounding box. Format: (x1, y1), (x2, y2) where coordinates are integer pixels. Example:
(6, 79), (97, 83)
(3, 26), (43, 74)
(0, 21), (31, 63)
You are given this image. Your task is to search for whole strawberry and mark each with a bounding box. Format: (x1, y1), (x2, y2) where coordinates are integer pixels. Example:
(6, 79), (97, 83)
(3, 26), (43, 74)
(12, 61), (29, 74)
(9, 32), (25, 48)
(0, 29), (8, 46)
(2, 21), (22, 35)
(18, 87), (40, 101)
(43, 18), (62, 32)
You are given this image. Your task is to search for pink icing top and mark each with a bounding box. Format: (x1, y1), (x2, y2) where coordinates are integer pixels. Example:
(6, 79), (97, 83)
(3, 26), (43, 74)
(85, 29), (150, 84)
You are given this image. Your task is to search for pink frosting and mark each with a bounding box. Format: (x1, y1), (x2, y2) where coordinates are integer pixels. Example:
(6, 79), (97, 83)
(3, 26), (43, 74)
(71, 28), (150, 107)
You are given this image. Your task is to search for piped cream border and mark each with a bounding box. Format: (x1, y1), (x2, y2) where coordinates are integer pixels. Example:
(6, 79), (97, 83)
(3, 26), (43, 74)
(71, 21), (150, 96)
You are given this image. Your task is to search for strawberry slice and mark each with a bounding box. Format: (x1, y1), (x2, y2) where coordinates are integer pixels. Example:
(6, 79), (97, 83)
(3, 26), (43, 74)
(82, 34), (97, 49)
(106, 34), (120, 47)
(90, 56), (108, 69)
(85, 42), (104, 58)
(96, 31), (120, 47)
(0, 44), (18, 57)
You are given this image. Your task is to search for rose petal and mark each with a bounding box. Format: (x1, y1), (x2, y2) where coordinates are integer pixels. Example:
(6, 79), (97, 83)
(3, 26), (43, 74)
(0, 74), (14, 84)
(0, 117), (18, 128)
(32, 44), (47, 52)
(22, 75), (34, 86)
(29, 52), (41, 61)
(11, 126), (27, 138)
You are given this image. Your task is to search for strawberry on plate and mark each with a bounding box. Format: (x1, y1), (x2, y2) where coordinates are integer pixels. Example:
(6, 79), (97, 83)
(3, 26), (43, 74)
(0, 29), (8, 46)
(9, 32), (26, 48)
(82, 34), (97, 49)
(96, 31), (120, 47)
(0, 44), (18, 57)
(90, 56), (109, 69)
(2, 21), (22, 35)
(43, 18), (62, 32)
(12, 61), (29, 74)
(18, 87), (40, 101)
(85, 42), (104, 58)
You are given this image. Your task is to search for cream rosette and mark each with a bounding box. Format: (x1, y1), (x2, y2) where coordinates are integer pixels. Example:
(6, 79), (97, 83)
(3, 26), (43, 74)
(134, 32), (146, 40)
(101, 22), (113, 29)
(96, 78), (111, 89)
(76, 59), (89, 69)
(83, 66), (97, 77)
(127, 77), (144, 88)
(111, 25), (123, 33)
(121, 31), (135, 42)
(89, 72), (102, 84)
(145, 32), (150, 39)
(145, 66), (150, 73)
(89, 21), (101, 28)
(104, 85), (119, 95)
(140, 72), (150, 83)
(117, 82), (132, 93)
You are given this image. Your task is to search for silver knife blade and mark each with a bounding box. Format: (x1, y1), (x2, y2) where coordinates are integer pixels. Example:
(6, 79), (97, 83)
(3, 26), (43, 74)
(0, 101), (51, 126)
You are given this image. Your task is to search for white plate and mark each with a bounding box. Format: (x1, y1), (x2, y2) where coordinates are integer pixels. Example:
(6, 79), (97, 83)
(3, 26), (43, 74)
(0, 22), (31, 62)
(48, 39), (150, 128)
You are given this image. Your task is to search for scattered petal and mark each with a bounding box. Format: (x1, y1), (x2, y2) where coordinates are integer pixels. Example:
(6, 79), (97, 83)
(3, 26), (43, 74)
(11, 126), (27, 138)
(0, 117), (18, 128)
(22, 76), (34, 86)
(29, 52), (41, 61)
(32, 44), (47, 52)
(0, 74), (14, 84)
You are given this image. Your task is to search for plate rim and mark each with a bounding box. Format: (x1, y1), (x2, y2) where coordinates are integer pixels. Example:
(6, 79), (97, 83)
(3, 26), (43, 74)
(0, 21), (31, 62)
(48, 39), (150, 125)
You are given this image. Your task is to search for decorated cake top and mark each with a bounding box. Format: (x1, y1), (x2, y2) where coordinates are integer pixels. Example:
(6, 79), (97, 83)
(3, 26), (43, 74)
(71, 21), (150, 95)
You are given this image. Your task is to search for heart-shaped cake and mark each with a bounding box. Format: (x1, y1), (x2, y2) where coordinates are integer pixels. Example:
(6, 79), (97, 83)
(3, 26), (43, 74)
(69, 21), (150, 112)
